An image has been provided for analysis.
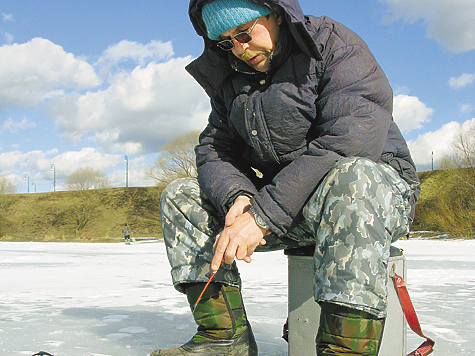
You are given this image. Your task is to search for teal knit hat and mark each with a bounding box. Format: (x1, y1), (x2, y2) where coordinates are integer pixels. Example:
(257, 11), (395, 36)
(202, 0), (272, 40)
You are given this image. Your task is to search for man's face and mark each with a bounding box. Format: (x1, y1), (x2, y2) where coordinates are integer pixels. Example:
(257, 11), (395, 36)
(220, 13), (282, 72)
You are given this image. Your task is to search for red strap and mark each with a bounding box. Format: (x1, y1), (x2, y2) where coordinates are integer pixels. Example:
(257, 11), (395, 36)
(392, 273), (435, 356)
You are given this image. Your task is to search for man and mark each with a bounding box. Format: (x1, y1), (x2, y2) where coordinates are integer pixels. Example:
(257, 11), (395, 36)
(153, 0), (420, 355)
(122, 223), (132, 245)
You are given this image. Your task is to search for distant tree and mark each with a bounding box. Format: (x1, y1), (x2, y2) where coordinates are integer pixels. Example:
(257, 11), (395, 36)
(66, 168), (110, 191)
(454, 119), (475, 168)
(70, 191), (98, 233)
(440, 120), (475, 190)
(0, 177), (16, 236)
(429, 120), (475, 238)
(146, 130), (200, 187)
(0, 176), (16, 194)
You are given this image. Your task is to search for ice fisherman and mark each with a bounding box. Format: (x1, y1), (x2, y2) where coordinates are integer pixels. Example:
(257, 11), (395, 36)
(154, 0), (420, 355)
(122, 223), (132, 245)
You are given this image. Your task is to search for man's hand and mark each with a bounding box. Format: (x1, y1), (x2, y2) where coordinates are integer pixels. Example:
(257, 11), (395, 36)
(225, 195), (252, 228)
(211, 195), (268, 271)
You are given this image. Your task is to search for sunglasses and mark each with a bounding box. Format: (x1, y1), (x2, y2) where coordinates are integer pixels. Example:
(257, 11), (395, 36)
(216, 18), (259, 51)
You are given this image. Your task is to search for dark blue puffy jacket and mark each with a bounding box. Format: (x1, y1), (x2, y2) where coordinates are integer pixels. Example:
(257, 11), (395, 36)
(187, 0), (420, 236)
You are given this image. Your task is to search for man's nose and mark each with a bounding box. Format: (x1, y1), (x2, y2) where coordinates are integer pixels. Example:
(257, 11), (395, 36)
(233, 41), (249, 56)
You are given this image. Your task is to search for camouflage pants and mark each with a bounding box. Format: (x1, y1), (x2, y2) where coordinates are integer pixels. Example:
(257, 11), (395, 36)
(158, 157), (417, 318)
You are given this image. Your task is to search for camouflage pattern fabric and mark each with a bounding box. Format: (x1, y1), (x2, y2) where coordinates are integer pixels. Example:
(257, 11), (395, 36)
(159, 157), (418, 318)
(186, 283), (247, 342)
(316, 302), (385, 356)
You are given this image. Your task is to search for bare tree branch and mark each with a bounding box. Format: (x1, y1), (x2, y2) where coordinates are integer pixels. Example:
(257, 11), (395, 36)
(66, 168), (110, 191)
(0, 176), (16, 194)
(146, 131), (200, 187)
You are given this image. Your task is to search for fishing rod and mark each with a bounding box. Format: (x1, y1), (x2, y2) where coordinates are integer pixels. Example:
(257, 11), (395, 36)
(192, 270), (217, 313)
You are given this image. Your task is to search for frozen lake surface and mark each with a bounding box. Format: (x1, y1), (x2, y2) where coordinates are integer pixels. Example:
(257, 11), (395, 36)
(1, 239), (474, 355)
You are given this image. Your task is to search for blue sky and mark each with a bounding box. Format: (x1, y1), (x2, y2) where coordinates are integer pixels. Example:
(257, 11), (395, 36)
(1, 0), (474, 194)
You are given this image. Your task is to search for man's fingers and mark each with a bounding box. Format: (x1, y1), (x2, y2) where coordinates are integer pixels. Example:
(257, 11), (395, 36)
(225, 215), (235, 227)
(212, 233), (239, 270)
(224, 242), (238, 265)
(213, 233), (220, 250)
(235, 244), (248, 261)
(211, 233), (227, 271)
(211, 252), (223, 272)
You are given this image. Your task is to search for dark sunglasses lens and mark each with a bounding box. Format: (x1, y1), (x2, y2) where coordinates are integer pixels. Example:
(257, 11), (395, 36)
(217, 40), (234, 50)
(234, 33), (252, 44)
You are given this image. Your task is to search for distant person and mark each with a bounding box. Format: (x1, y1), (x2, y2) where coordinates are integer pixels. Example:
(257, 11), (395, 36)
(154, 0), (420, 355)
(122, 223), (132, 245)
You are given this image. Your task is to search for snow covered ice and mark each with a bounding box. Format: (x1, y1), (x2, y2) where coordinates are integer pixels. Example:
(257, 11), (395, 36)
(1, 239), (474, 356)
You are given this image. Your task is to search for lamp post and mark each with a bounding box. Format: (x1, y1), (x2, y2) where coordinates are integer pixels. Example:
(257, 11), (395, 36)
(51, 164), (56, 192)
(124, 155), (129, 188)
(23, 173), (29, 193)
(32, 183), (36, 193)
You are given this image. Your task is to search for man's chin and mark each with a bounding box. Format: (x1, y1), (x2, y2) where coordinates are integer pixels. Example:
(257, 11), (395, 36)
(252, 61), (270, 72)
(248, 58), (270, 72)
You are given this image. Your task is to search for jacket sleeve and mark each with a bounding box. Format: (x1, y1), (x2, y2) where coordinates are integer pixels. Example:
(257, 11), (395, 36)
(196, 97), (259, 217)
(251, 32), (394, 236)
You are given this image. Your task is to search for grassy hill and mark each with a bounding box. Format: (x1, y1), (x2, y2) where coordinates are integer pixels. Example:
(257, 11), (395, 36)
(412, 168), (474, 238)
(410, 170), (441, 232)
(0, 186), (163, 242)
(1, 169), (472, 242)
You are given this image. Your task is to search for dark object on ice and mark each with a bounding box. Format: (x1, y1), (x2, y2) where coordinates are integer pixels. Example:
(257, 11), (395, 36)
(32, 352), (54, 356)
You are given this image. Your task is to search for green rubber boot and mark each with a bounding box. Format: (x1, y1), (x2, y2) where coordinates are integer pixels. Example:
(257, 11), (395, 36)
(316, 303), (385, 356)
(150, 283), (257, 356)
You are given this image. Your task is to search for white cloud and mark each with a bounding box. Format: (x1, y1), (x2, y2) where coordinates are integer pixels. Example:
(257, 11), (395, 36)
(0, 38), (101, 108)
(0, 150), (52, 184)
(4, 32), (14, 44)
(51, 147), (123, 175)
(408, 117), (475, 171)
(0, 38), (207, 157)
(449, 73), (475, 89)
(460, 104), (473, 113)
(49, 56), (210, 155)
(108, 155), (154, 188)
(393, 94), (433, 133)
(1, 147), (132, 192)
(3, 149), (156, 192)
(97, 40), (174, 67)
(0, 38), (211, 191)
(393, 85), (410, 96)
(2, 13), (14, 22)
(381, 0), (475, 53)
(1, 117), (36, 133)
(0, 151), (22, 173)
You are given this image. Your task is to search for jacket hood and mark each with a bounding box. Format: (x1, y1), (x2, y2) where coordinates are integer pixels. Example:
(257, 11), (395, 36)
(188, 0), (322, 61)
